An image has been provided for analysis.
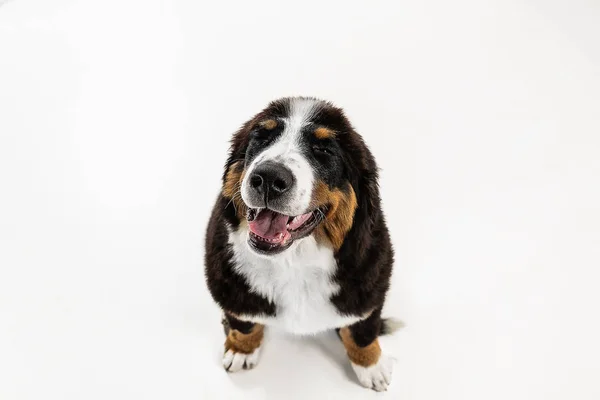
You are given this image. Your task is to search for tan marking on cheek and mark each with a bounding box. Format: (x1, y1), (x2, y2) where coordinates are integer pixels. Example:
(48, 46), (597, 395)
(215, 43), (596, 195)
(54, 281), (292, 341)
(259, 119), (277, 130)
(224, 324), (264, 354)
(222, 161), (248, 220)
(339, 327), (381, 367)
(314, 127), (334, 139)
(311, 181), (358, 250)
(222, 162), (241, 197)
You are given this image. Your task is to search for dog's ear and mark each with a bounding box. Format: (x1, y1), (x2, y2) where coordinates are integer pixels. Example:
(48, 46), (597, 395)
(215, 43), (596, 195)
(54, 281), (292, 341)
(222, 118), (255, 185)
(340, 130), (382, 259)
(219, 117), (262, 224)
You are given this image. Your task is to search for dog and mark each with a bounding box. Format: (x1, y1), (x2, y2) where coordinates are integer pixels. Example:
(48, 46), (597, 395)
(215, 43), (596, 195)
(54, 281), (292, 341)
(204, 97), (397, 391)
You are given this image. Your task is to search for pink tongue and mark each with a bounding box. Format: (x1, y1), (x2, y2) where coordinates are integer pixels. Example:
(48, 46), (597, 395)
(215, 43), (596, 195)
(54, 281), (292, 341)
(249, 210), (290, 239)
(288, 212), (312, 231)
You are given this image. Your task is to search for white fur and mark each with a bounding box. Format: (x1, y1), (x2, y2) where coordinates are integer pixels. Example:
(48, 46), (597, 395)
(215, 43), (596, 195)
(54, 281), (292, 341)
(229, 226), (363, 335)
(241, 97), (320, 216)
(351, 355), (393, 392)
(222, 348), (260, 372)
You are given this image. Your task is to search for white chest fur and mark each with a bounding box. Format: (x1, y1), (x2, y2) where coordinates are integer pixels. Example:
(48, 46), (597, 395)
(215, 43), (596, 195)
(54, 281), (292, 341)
(229, 228), (362, 335)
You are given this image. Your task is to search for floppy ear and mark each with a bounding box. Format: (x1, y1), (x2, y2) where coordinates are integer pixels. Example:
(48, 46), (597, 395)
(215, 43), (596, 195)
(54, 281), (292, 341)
(339, 131), (382, 259)
(219, 117), (257, 223)
(222, 120), (253, 186)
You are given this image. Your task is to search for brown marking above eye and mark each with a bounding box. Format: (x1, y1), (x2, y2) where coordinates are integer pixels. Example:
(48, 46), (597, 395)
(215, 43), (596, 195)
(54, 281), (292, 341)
(314, 127), (334, 139)
(259, 119), (278, 130)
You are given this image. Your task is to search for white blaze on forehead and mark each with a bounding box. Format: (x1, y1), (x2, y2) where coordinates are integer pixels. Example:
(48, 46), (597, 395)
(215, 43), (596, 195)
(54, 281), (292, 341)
(286, 97), (320, 136)
(242, 98), (321, 216)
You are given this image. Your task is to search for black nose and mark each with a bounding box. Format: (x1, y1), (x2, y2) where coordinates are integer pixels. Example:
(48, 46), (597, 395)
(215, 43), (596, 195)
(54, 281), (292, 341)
(249, 161), (295, 199)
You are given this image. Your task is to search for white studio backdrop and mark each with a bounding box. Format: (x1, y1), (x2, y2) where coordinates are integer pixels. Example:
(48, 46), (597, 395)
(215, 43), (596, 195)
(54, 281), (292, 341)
(1, 1), (599, 399)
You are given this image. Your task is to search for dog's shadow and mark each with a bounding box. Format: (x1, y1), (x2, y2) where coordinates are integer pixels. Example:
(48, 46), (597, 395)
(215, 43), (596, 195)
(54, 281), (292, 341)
(303, 330), (357, 383)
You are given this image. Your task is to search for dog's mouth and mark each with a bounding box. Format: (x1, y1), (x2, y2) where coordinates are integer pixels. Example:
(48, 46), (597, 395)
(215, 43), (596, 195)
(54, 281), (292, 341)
(246, 207), (326, 254)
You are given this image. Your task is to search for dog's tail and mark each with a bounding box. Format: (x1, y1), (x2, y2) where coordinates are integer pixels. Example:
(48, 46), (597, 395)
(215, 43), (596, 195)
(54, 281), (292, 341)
(380, 318), (404, 336)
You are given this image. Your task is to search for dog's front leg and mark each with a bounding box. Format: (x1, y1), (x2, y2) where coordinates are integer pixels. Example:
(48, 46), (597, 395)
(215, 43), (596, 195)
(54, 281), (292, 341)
(340, 311), (393, 391)
(221, 313), (264, 372)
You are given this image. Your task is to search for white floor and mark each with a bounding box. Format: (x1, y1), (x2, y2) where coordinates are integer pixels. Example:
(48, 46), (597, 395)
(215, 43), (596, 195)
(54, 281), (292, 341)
(1, 1), (600, 399)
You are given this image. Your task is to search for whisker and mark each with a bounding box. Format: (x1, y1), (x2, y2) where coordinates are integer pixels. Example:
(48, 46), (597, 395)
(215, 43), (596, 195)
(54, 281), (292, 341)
(224, 196), (235, 211)
(224, 188), (242, 215)
(316, 208), (327, 223)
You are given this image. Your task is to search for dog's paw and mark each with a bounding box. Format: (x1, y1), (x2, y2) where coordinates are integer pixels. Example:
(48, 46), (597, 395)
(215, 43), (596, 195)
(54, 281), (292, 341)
(222, 348), (261, 372)
(351, 354), (393, 392)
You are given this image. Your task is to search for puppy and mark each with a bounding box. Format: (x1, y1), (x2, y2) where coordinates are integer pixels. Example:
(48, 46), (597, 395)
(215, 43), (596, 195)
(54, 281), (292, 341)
(205, 97), (396, 391)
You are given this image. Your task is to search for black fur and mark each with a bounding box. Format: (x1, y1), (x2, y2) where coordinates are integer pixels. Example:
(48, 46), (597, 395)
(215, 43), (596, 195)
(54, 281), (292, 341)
(347, 307), (383, 347)
(224, 313), (255, 335)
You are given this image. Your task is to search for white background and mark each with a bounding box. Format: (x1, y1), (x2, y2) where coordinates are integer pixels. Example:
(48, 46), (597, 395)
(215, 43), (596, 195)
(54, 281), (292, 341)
(1, 0), (599, 399)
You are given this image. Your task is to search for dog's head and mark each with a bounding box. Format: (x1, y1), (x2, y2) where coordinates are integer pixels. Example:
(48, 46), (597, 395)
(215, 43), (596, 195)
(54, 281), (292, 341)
(222, 97), (379, 255)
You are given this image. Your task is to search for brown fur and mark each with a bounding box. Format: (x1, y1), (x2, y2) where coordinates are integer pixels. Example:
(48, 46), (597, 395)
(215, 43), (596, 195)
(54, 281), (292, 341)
(225, 324), (264, 354)
(339, 327), (381, 367)
(311, 181), (358, 249)
(314, 127), (334, 139)
(222, 161), (247, 220)
(259, 119), (278, 130)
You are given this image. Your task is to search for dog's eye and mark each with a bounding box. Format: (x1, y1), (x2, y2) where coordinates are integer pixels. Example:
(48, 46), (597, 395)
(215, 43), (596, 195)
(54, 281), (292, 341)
(252, 122), (281, 143)
(312, 145), (332, 156)
(252, 129), (272, 142)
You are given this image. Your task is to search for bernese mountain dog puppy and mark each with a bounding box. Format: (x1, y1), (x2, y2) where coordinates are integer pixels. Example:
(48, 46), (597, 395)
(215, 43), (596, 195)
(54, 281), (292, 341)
(205, 97), (396, 391)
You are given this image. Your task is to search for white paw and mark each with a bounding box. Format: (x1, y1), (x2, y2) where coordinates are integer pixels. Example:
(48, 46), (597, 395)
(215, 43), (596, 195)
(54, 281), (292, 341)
(222, 348), (261, 372)
(351, 354), (393, 392)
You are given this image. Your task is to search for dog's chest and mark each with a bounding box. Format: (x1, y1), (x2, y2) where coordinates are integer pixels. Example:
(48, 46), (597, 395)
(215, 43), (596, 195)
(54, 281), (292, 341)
(230, 230), (361, 334)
